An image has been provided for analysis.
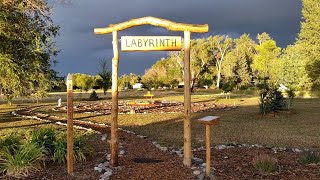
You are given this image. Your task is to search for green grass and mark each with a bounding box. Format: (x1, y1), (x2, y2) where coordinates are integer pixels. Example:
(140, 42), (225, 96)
(1, 90), (320, 151)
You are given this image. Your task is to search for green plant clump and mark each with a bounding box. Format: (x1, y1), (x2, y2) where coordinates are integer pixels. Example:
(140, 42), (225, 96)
(53, 134), (89, 163)
(300, 152), (320, 165)
(0, 142), (45, 178)
(29, 128), (56, 155)
(0, 134), (22, 154)
(252, 154), (278, 174)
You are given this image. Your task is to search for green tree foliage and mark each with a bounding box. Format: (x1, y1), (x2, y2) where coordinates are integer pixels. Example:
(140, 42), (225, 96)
(141, 58), (181, 89)
(118, 73), (140, 90)
(296, 0), (320, 89)
(73, 73), (94, 92)
(208, 35), (233, 88)
(252, 33), (281, 87)
(279, 45), (312, 90)
(0, 0), (59, 104)
(96, 60), (111, 95)
(168, 38), (214, 90)
(223, 34), (256, 89)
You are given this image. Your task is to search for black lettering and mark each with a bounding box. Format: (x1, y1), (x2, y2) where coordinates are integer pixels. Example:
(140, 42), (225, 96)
(149, 39), (154, 47)
(126, 39), (130, 47)
(171, 39), (177, 47)
(138, 39), (143, 47)
(131, 39), (137, 47)
(160, 39), (165, 47)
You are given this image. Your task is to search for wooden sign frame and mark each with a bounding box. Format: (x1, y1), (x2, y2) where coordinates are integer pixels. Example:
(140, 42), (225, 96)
(66, 73), (74, 175)
(94, 16), (209, 167)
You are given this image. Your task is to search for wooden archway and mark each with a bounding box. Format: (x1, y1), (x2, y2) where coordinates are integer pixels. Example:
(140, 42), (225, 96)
(94, 16), (209, 167)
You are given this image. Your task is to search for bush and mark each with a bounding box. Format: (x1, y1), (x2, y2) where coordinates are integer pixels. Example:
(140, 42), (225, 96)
(0, 142), (45, 178)
(53, 135), (67, 163)
(0, 134), (22, 154)
(259, 85), (287, 114)
(89, 90), (99, 101)
(53, 134), (89, 163)
(300, 152), (320, 165)
(29, 128), (56, 155)
(252, 154), (278, 174)
(221, 81), (235, 93)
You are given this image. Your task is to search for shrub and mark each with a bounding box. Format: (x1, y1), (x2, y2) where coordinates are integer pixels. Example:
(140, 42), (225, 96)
(53, 134), (89, 163)
(53, 135), (67, 163)
(300, 152), (320, 165)
(0, 142), (45, 178)
(259, 86), (287, 114)
(252, 154), (278, 174)
(221, 81), (235, 93)
(89, 90), (99, 101)
(0, 134), (22, 154)
(29, 128), (56, 155)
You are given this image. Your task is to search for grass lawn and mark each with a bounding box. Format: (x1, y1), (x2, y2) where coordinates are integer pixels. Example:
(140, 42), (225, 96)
(25, 90), (320, 151)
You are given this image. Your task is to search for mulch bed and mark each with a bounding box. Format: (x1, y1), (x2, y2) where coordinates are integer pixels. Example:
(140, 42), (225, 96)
(195, 148), (320, 180)
(5, 106), (320, 179)
(53, 101), (234, 114)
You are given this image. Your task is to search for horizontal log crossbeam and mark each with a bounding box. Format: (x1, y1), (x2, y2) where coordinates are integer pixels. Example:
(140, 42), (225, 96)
(94, 16), (209, 34)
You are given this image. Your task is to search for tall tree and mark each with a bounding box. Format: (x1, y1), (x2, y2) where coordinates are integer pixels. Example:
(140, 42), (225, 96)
(279, 45), (312, 90)
(0, 0), (59, 104)
(223, 34), (256, 88)
(252, 33), (281, 87)
(208, 35), (233, 88)
(296, 0), (320, 88)
(96, 60), (111, 95)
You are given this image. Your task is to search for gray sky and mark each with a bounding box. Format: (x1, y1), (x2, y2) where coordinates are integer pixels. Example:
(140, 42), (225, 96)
(52, 0), (302, 76)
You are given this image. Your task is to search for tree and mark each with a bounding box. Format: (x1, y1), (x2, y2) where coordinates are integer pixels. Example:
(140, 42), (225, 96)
(169, 38), (213, 91)
(74, 73), (94, 92)
(279, 45), (312, 90)
(208, 35), (233, 88)
(96, 60), (111, 95)
(223, 34), (256, 89)
(252, 34), (281, 87)
(0, 0), (59, 104)
(141, 58), (181, 89)
(296, 0), (320, 89)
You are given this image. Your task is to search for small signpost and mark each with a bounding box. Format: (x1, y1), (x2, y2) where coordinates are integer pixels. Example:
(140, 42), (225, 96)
(94, 16), (209, 167)
(66, 73), (74, 175)
(198, 116), (220, 177)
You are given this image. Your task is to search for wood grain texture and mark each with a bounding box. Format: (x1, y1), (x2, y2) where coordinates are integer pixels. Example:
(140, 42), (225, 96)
(94, 16), (209, 34)
(183, 30), (192, 167)
(66, 73), (74, 175)
(110, 31), (119, 166)
(206, 125), (211, 177)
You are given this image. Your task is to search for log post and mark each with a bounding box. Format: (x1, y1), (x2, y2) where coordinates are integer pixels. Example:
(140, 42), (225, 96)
(205, 125), (211, 176)
(198, 116), (220, 177)
(110, 30), (119, 166)
(183, 30), (192, 166)
(66, 73), (74, 175)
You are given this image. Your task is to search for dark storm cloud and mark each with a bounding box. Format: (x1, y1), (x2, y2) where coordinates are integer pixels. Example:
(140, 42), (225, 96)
(52, 0), (302, 76)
